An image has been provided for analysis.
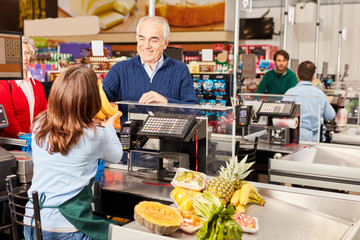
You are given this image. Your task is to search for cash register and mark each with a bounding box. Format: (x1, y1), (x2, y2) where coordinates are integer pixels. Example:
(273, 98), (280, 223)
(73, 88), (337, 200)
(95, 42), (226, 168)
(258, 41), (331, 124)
(122, 112), (207, 182)
(236, 100), (301, 145)
(0, 105), (17, 191)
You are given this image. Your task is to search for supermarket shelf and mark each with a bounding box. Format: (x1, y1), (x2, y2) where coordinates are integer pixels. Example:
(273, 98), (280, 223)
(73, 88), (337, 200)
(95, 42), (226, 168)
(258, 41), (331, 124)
(28, 31), (235, 44)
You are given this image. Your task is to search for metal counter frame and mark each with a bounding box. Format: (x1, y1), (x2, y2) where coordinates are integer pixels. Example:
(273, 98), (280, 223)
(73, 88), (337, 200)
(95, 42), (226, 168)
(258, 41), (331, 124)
(269, 142), (360, 192)
(100, 168), (360, 240)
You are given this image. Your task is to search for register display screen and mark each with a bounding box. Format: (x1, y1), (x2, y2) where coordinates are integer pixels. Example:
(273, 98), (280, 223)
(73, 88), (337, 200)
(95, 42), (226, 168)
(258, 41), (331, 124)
(0, 31), (23, 80)
(238, 109), (248, 126)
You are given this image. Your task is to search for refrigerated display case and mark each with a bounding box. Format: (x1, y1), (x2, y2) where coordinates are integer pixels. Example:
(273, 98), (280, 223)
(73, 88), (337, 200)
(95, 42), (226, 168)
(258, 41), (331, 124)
(191, 73), (234, 106)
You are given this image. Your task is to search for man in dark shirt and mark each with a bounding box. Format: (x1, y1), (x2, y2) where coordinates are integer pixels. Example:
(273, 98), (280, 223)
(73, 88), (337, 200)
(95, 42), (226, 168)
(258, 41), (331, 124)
(256, 50), (298, 94)
(102, 15), (198, 105)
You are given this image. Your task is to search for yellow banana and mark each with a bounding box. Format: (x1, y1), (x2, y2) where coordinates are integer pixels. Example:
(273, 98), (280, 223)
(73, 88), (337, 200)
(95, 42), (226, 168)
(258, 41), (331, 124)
(95, 109), (107, 120)
(95, 82), (123, 119)
(99, 82), (122, 116)
(239, 183), (254, 206)
(235, 203), (246, 213)
(230, 189), (242, 206)
(248, 188), (265, 206)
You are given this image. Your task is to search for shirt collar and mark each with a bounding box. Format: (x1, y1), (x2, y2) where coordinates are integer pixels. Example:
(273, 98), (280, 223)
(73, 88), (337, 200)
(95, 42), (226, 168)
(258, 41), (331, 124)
(140, 54), (164, 69)
(297, 81), (312, 86)
(274, 68), (288, 76)
(15, 71), (36, 87)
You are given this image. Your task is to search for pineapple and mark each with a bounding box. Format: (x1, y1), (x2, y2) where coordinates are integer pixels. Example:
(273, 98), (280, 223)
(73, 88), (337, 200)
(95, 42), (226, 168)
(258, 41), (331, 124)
(205, 155), (255, 203)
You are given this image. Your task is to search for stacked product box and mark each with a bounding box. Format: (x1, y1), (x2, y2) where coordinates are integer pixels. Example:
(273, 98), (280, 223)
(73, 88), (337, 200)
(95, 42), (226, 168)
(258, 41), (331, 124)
(28, 64), (56, 82)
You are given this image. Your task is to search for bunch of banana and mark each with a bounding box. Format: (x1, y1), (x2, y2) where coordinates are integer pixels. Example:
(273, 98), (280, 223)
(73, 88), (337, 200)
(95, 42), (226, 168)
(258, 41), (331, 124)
(95, 81), (122, 120)
(230, 182), (265, 212)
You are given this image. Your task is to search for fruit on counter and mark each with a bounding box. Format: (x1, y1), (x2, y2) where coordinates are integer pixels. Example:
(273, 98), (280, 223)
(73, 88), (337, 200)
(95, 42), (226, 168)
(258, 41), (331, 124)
(192, 191), (222, 220)
(239, 183), (254, 206)
(230, 189), (246, 213)
(171, 186), (185, 202)
(178, 196), (193, 212)
(205, 155), (255, 204)
(233, 212), (257, 229)
(177, 209), (205, 230)
(235, 203), (246, 213)
(134, 201), (183, 235)
(94, 81), (122, 120)
(230, 189), (241, 206)
(171, 187), (201, 211)
(230, 182), (265, 212)
(196, 202), (243, 240)
(175, 170), (205, 188)
(239, 183), (265, 207)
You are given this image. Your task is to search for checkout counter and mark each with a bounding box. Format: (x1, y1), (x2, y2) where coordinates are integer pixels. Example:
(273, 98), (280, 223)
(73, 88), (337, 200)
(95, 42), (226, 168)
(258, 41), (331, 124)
(1, 96), (360, 239)
(97, 100), (360, 239)
(103, 168), (360, 240)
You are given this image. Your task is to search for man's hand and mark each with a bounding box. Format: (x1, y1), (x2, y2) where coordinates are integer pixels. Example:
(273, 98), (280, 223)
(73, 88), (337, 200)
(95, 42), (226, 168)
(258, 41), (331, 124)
(139, 91), (168, 104)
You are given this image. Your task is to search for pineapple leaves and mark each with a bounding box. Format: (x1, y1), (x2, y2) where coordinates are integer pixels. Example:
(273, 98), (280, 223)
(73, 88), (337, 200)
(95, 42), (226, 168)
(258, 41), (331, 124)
(238, 155), (255, 179)
(218, 155), (255, 182)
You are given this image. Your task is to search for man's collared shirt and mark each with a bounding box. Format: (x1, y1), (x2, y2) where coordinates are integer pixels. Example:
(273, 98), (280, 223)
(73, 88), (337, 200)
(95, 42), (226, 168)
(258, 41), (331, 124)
(15, 71), (36, 124)
(141, 55), (164, 83)
(283, 81), (336, 142)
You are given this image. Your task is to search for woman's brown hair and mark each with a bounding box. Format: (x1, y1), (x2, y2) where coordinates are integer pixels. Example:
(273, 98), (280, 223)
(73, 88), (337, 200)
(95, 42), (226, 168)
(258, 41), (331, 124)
(33, 65), (101, 155)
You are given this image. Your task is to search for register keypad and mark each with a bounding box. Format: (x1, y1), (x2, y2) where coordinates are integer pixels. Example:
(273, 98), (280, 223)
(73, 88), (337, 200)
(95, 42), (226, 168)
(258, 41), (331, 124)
(137, 114), (196, 140)
(257, 102), (295, 117)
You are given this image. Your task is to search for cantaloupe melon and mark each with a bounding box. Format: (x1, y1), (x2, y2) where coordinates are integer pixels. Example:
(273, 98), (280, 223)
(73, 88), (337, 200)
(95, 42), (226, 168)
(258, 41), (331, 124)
(134, 201), (183, 235)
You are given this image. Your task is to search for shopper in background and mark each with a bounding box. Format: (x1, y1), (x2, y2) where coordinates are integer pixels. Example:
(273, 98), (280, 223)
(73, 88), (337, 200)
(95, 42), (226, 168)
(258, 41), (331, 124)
(23, 65), (123, 240)
(283, 61), (336, 142)
(102, 15), (198, 107)
(0, 36), (47, 138)
(256, 49), (298, 94)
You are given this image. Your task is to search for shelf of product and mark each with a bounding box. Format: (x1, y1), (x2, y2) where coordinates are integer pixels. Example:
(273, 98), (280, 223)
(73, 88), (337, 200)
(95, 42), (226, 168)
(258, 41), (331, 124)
(192, 73), (232, 106)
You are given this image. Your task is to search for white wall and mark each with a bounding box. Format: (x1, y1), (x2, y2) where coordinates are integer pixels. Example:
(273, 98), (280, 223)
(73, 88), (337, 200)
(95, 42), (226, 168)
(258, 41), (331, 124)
(240, 3), (360, 81)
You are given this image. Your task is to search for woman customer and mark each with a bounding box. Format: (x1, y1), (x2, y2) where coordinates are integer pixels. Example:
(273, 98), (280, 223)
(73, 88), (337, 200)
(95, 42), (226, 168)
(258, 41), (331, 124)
(0, 36), (47, 138)
(23, 65), (123, 240)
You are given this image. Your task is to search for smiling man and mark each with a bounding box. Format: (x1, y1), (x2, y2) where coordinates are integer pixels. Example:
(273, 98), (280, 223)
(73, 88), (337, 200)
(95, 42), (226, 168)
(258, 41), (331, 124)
(102, 15), (198, 107)
(256, 50), (298, 94)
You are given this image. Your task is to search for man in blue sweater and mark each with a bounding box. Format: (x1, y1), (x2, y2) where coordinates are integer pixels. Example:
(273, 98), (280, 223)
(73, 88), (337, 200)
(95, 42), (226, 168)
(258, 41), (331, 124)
(102, 15), (198, 106)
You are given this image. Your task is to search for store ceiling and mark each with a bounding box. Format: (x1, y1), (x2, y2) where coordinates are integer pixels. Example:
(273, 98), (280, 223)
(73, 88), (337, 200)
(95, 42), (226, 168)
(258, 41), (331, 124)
(252, 0), (360, 8)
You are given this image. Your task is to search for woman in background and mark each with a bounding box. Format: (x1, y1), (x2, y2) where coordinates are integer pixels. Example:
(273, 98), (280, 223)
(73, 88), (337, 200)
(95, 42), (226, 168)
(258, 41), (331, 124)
(23, 65), (123, 240)
(0, 36), (47, 138)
